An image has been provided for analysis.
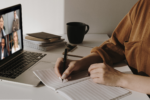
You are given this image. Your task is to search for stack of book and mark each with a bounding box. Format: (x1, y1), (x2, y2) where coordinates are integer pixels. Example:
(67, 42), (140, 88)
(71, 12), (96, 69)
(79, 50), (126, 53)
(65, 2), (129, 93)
(23, 32), (66, 51)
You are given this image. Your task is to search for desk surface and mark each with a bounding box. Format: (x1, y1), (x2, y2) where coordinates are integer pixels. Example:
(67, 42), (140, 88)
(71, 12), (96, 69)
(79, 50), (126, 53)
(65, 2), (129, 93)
(0, 33), (149, 100)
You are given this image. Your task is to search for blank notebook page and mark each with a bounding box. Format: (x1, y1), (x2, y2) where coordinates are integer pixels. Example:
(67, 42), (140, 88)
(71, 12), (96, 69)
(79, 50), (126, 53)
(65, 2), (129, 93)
(33, 69), (89, 90)
(58, 79), (131, 100)
(68, 46), (92, 57)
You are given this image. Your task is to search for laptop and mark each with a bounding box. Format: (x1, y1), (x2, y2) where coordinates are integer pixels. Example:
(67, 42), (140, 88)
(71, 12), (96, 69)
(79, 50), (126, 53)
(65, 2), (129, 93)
(0, 4), (57, 86)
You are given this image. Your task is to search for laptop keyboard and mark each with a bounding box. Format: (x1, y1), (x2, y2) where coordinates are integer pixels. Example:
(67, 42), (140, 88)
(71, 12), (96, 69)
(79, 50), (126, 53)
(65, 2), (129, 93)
(0, 51), (46, 79)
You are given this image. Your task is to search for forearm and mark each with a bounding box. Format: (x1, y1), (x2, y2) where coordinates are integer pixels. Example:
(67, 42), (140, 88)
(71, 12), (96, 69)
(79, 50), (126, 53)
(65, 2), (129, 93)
(78, 53), (103, 70)
(119, 73), (150, 94)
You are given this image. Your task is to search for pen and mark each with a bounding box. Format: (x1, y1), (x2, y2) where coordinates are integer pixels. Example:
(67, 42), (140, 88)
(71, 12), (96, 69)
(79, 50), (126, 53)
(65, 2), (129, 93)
(62, 48), (68, 82)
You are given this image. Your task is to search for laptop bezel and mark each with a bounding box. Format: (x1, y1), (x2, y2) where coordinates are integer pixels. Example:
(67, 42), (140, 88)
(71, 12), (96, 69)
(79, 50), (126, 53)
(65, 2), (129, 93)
(0, 4), (24, 66)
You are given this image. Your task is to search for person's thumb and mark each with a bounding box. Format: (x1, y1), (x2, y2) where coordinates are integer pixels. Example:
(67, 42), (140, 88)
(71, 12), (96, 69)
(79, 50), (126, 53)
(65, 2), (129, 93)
(61, 66), (73, 79)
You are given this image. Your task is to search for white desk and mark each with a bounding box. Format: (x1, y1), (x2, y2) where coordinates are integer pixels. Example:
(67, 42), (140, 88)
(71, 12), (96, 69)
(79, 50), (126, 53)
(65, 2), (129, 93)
(0, 33), (149, 100)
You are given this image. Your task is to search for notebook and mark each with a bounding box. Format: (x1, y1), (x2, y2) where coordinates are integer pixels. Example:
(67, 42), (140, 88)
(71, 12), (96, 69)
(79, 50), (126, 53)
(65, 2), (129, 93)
(25, 35), (60, 42)
(66, 46), (92, 58)
(33, 68), (131, 100)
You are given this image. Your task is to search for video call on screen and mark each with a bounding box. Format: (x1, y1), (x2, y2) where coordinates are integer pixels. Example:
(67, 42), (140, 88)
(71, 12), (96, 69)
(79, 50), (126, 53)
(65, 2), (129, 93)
(0, 9), (22, 60)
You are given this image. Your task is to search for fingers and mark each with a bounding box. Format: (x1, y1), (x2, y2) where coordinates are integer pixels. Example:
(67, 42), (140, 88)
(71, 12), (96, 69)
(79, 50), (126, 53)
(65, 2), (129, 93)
(92, 78), (100, 83)
(88, 63), (100, 73)
(90, 73), (100, 79)
(89, 69), (103, 84)
(88, 63), (106, 74)
(62, 64), (74, 79)
(88, 63), (106, 84)
(90, 68), (104, 74)
(55, 57), (75, 80)
(54, 57), (64, 78)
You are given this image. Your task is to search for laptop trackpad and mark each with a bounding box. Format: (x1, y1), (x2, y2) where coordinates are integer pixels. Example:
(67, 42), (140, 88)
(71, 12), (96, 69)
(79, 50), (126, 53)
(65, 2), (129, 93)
(30, 61), (54, 71)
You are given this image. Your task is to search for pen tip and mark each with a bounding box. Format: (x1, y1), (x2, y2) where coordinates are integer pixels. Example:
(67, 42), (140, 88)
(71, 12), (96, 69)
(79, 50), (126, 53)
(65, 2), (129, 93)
(62, 79), (63, 82)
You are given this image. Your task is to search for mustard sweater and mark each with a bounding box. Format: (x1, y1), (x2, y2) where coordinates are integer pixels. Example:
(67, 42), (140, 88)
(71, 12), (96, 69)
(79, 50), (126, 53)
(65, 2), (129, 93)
(91, 0), (150, 76)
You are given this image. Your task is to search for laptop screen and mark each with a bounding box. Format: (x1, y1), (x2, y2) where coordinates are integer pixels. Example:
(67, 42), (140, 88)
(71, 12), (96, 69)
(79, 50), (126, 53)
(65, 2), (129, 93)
(0, 4), (23, 61)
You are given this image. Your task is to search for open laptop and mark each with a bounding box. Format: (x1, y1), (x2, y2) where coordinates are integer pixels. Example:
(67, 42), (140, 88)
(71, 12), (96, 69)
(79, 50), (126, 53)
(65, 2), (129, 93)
(0, 4), (57, 86)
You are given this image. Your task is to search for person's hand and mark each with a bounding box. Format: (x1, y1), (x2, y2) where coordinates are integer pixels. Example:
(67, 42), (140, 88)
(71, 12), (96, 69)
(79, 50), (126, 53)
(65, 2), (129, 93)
(88, 63), (124, 87)
(55, 57), (81, 80)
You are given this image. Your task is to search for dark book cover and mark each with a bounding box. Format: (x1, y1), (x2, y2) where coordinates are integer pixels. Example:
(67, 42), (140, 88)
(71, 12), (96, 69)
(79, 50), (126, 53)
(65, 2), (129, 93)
(27, 32), (61, 40)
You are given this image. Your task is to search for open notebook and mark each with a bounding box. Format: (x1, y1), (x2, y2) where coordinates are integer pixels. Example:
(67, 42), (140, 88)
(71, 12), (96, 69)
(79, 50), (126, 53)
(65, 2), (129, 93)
(33, 68), (131, 100)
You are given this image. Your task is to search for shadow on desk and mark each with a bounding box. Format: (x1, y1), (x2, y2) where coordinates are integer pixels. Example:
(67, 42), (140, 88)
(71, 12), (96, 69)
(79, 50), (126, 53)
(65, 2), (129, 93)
(37, 82), (45, 88)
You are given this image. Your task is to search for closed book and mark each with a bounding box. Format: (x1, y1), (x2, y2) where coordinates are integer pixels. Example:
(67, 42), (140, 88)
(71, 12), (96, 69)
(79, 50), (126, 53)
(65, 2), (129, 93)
(24, 36), (65, 45)
(27, 32), (61, 40)
(25, 35), (60, 42)
(40, 39), (65, 47)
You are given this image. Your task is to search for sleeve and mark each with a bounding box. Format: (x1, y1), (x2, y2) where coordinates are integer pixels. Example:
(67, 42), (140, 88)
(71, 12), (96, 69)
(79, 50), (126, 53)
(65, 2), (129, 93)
(91, 0), (140, 66)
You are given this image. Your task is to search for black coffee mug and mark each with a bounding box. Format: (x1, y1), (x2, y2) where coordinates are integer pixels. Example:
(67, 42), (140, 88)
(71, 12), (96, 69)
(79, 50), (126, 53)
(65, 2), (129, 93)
(67, 22), (89, 44)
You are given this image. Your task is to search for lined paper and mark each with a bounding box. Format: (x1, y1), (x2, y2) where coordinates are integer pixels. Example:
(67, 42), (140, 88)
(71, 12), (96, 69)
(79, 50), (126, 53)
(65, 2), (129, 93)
(33, 69), (89, 90)
(34, 68), (131, 100)
(58, 79), (131, 100)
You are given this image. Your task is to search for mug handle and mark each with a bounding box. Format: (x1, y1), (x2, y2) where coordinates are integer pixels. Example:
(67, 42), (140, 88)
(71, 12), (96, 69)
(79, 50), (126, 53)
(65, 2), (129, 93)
(85, 25), (89, 34)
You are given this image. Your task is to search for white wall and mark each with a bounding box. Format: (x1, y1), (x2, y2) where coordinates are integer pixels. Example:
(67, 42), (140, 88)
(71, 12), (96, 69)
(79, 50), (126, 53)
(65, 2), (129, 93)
(65, 0), (139, 35)
(0, 0), (138, 35)
(0, 0), (64, 35)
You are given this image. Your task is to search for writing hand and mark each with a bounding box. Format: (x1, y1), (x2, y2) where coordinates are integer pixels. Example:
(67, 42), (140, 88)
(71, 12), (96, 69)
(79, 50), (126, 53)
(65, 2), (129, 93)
(55, 58), (81, 80)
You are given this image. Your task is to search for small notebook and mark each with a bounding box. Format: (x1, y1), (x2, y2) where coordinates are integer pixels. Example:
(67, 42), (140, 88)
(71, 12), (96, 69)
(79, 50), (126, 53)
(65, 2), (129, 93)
(33, 69), (131, 100)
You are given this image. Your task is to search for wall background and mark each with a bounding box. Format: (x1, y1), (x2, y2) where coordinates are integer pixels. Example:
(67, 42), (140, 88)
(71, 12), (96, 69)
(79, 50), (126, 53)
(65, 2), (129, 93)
(0, 0), (138, 35)
(64, 0), (139, 35)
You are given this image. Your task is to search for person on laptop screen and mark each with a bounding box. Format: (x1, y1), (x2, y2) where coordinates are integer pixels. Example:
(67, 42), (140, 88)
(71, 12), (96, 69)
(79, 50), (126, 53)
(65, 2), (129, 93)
(11, 31), (20, 54)
(0, 15), (10, 55)
(0, 15), (6, 42)
(12, 11), (19, 32)
(0, 37), (8, 60)
(55, 0), (150, 96)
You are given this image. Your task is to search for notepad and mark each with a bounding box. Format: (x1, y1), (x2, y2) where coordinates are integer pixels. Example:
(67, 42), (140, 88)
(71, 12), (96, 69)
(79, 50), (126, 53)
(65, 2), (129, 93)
(67, 46), (92, 58)
(33, 68), (131, 100)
